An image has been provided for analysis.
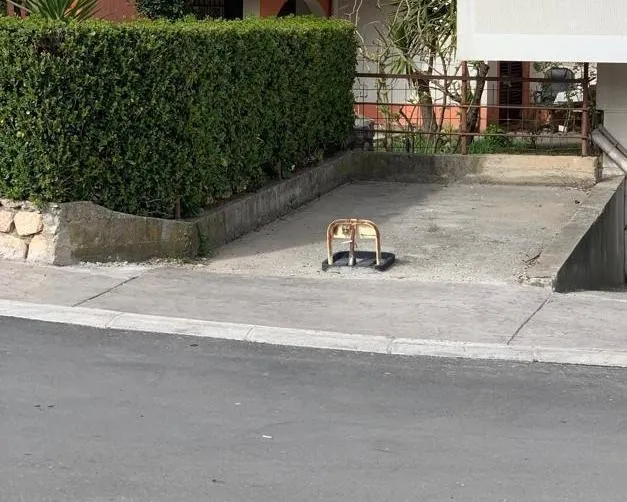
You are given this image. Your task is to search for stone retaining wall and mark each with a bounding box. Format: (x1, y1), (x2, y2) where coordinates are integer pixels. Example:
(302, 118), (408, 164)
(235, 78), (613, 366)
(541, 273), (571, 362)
(0, 152), (357, 265)
(0, 199), (61, 263)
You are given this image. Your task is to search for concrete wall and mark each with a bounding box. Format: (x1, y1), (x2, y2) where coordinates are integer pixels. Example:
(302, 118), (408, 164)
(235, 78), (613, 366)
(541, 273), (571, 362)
(353, 153), (600, 188)
(525, 175), (626, 291)
(61, 203), (198, 264)
(458, 0), (627, 63)
(194, 153), (356, 253)
(551, 177), (626, 292)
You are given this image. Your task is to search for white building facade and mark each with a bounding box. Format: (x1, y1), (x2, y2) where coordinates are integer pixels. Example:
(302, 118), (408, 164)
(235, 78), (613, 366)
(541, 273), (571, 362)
(458, 0), (627, 146)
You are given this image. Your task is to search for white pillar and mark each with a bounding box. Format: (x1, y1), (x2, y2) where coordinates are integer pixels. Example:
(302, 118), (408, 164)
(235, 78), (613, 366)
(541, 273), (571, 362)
(485, 60), (498, 111)
(243, 0), (260, 17)
(597, 63), (627, 165)
(596, 63), (627, 276)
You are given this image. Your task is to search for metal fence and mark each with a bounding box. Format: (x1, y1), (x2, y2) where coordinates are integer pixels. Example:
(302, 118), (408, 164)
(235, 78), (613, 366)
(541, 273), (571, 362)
(354, 60), (596, 156)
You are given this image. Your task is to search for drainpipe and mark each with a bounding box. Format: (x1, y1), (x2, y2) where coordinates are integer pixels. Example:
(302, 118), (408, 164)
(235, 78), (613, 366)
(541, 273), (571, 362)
(591, 125), (627, 175)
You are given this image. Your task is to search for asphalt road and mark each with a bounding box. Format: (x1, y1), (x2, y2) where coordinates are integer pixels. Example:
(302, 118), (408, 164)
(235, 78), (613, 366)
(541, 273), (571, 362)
(1, 317), (627, 502)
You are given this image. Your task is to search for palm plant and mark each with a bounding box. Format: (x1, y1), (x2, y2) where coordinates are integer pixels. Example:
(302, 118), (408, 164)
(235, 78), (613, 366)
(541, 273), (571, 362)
(377, 0), (456, 135)
(8, 0), (98, 21)
(374, 0), (488, 146)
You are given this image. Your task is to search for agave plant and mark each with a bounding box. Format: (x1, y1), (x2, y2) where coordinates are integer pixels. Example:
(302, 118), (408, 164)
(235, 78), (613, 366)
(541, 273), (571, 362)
(8, 0), (98, 21)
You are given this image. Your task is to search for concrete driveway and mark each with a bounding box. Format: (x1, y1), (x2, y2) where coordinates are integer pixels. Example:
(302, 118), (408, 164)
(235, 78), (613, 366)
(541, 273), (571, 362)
(201, 182), (586, 284)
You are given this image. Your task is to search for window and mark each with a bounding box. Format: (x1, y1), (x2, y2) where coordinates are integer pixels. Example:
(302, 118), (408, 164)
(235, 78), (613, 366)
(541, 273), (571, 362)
(185, 0), (243, 19)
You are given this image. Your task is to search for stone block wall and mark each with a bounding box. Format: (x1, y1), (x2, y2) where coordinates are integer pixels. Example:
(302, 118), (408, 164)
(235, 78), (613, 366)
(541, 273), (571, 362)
(0, 199), (198, 265)
(0, 199), (60, 263)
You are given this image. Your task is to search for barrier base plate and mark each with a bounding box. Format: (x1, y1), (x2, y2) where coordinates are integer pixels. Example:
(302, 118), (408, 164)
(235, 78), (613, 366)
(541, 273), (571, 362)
(322, 251), (395, 272)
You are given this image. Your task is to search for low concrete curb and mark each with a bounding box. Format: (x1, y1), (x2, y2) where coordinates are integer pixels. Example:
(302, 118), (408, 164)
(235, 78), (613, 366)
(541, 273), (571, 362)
(2, 299), (627, 368)
(194, 152), (357, 254)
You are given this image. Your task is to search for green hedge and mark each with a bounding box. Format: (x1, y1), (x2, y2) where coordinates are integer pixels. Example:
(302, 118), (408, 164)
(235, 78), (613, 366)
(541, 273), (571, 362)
(134, 0), (186, 20)
(0, 17), (356, 217)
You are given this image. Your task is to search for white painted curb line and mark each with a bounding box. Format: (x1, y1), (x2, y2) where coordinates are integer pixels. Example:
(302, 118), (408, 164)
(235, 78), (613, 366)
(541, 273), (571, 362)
(1, 299), (627, 368)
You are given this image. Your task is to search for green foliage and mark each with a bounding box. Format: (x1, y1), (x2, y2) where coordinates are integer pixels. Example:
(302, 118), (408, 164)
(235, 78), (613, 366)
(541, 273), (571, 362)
(383, 0), (456, 62)
(377, 131), (579, 155)
(134, 0), (231, 20)
(368, 0), (487, 143)
(0, 17), (357, 217)
(484, 124), (512, 148)
(467, 124), (512, 153)
(7, 0), (98, 21)
(134, 0), (186, 20)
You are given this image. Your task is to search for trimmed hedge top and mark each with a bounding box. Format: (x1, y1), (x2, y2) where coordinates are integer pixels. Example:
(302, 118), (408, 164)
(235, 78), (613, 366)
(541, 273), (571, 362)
(0, 16), (357, 217)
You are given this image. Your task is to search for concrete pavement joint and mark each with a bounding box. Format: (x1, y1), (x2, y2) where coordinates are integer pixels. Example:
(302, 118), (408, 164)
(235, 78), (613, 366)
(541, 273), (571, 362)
(520, 345), (627, 367)
(104, 311), (125, 330)
(507, 293), (553, 345)
(72, 274), (141, 307)
(566, 291), (627, 304)
(244, 326), (255, 342)
(0, 298), (626, 368)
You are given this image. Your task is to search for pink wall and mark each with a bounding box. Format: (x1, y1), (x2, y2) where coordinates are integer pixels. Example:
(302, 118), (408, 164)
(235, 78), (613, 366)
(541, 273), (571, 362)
(355, 104), (488, 132)
(96, 0), (137, 20)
